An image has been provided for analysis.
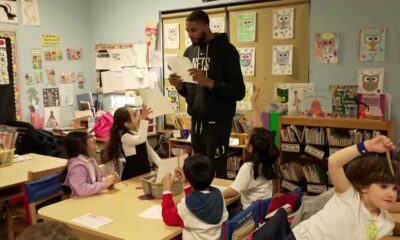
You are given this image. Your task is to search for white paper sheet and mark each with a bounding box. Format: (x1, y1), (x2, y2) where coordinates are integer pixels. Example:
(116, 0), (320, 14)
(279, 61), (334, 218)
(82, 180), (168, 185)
(13, 155), (32, 163)
(139, 205), (162, 220)
(139, 88), (174, 118)
(165, 57), (197, 84)
(96, 57), (111, 70)
(134, 43), (148, 68)
(163, 54), (177, 78)
(122, 68), (139, 90)
(156, 154), (188, 183)
(101, 71), (124, 93)
(71, 213), (114, 229)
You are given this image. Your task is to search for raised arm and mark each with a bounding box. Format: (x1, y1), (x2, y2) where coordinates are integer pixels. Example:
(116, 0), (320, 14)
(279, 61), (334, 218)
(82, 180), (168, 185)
(328, 135), (394, 194)
(250, 87), (262, 128)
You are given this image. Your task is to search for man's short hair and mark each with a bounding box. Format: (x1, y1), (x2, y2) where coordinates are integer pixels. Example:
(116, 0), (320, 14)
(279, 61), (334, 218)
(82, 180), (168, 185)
(186, 10), (210, 24)
(183, 154), (214, 190)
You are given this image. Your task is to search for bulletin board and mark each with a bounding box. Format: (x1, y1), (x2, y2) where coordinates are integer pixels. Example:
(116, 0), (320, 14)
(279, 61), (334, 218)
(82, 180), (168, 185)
(160, 0), (310, 127)
(0, 30), (21, 124)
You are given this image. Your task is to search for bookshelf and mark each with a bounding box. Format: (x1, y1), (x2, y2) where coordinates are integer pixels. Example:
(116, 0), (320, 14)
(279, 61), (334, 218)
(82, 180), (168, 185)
(168, 132), (248, 179)
(276, 116), (396, 194)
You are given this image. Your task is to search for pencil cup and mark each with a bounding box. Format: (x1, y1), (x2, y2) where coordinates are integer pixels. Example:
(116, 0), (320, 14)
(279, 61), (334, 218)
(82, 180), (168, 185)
(0, 148), (14, 168)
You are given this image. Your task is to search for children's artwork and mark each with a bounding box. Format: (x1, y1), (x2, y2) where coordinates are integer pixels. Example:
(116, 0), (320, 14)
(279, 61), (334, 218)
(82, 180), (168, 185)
(329, 85), (358, 118)
(359, 27), (386, 62)
(24, 72), (43, 85)
(44, 49), (63, 61)
(41, 34), (61, 47)
(238, 47), (255, 76)
(60, 84), (74, 106)
(0, 38), (9, 85)
(21, 0), (40, 25)
(357, 93), (388, 120)
(300, 93), (332, 118)
(27, 87), (40, 107)
(0, 0), (18, 24)
(273, 83), (289, 114)
(315, 33), (339, 64)
(149, 49), (162, 68)
(66, 48), (82, 60)
(272, 8), (294, 39)
(60, 71), (76, 83)
(184, 31), (191, 47)
(288, 83), (315, 115)
(272, 45), (293, 75)
(44, 107), (60, 129)
(237, 82), (253, 110)
(237, 12), (256, 42)
(210, 17), (225, 33)
(145, 21), (158, 50)
(164, 23), (179, 49)
(43, 88), (60, 107)
(31, 48), (42, 69)
(164, 85), (179, 111)
(45, 66), (56, 86)
(77, 73), (85, 89)
(357, 68), (384, 94)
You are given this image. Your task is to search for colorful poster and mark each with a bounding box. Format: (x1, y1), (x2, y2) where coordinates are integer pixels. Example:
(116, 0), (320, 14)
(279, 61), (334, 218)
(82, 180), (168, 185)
(272, 45), (293, 75)
(21, 0), (40, 25)
(357, 68), (384, 94)
(43, 88), (60, 107)
(300, 92), (332, 118)
(315, 33), (339, 64)
(41, 34), (61, 47)
(45, 66), (56, 86)
(24, 72), (43, 85)
(238, 47), (255, 76)
(288, 83), (315, 116)
(77, 72), (85, 89)
(164, 23), (179, 49)
(44, 107), (60, 129)
(44, 49), (63, 61)
(272, 8), (294, 39)
(145, 21), (158, 50)
(60, 71), (76, 83)
(359, 27), (386, 62)
(66, 48), (82, 60)
(31, 48), (42, 69)
(27, 87), (40, 107)
(164, 85), (179, 110)
(237, 82), (253, 110)
(237, 12), (256, 42)
(0, 38), (9, 85)
(60, 83), (74, 106)
(210, 17), (225, 33)
(0, 0), (18, 24)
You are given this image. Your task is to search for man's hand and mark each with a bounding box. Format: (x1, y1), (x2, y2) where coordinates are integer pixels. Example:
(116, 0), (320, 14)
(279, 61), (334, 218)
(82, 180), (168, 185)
(168, 73), (183, 90)
(188, 68), (214, 89)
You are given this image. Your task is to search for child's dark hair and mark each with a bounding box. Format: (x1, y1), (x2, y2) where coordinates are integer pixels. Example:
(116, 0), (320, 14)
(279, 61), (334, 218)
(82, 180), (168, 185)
(183, 154), (214, 191)
(64, 131), (89, 158)
(345, 154), (400, 193)
(101, 107), (132, 173)
(248, 128), (280, 180)
(186, 10), (210, 24)
(16, 221), (79, 240)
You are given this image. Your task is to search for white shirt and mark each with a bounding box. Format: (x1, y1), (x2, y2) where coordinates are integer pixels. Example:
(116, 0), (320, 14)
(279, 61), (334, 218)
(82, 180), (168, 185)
(231, 162), (273, 209)
(292, 186), (394, 240)
(121, 120), (161, 166)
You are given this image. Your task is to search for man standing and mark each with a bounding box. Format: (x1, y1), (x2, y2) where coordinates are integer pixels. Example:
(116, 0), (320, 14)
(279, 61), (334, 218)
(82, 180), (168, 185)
(168, 10), (245, 178)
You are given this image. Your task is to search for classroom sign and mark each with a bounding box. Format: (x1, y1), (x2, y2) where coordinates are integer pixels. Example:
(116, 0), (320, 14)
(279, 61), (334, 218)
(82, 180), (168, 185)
(41, 34), (61, 47)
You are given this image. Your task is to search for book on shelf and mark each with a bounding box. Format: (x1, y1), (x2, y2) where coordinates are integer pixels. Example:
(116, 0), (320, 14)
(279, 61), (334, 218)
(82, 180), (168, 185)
(326, 128), (353, 147)
(300, 92), (332, 118)
(307, 184), (327, 194)
(232, 114), (251, 133)
(329, 85), (358, 118)
(281, 180), (300, 191)
(304, 145), (325, 160)
(288, 83), (315, 116)
(281, 143), (300, 153)
(357, 93), (390, 120)
(304, 127), (326, 145)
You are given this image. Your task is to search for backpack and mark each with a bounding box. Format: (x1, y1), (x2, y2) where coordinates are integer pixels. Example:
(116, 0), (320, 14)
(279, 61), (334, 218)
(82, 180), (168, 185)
(36, 129), (59, 156)
(91, 112), (113, 139)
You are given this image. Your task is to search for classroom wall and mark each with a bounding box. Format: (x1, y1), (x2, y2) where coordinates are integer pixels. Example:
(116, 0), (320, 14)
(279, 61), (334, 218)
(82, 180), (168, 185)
(0, 0), (93, 126)
(310, 0), (400, 140)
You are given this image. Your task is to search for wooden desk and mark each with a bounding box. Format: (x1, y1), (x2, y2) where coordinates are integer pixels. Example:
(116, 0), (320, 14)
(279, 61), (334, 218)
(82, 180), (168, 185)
(38, 176), (237, 240)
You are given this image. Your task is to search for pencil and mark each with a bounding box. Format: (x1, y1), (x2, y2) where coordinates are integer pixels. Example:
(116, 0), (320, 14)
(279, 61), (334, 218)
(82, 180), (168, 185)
(386, 151), (395, 177)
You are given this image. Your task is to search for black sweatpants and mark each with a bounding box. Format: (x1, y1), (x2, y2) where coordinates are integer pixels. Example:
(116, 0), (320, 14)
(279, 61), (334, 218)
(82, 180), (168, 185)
(191, 118), (232, 179)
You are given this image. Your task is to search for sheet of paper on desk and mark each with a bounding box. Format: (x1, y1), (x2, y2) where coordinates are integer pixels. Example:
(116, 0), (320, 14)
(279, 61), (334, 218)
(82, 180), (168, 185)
(165, 57), (197, 84)
(13, 155), (32, 163)
(71, 213), (114, 229)
(139, 205), (162, 220)
(139, 88), (174, 118)
(156, 154), (188, 183)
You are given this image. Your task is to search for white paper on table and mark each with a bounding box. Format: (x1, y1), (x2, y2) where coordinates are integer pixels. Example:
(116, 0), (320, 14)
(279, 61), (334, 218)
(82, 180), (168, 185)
(139, 205), (162, 220)
(156, 154), (188, 183)
(134, 43), (148, 68)
(13, 155), (33, 163)
(71, 213), (114, 229)
(165, 57), (197, 84)
(138, 88), (174, 118)
(212, 185), (228, 193)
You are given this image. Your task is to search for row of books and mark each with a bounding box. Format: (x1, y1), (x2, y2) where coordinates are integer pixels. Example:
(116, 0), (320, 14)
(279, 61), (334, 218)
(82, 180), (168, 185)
(227, 154), (242, 171)
(281, 125), (326, 144)
(0, 125), (18, 150)
(327, 128), (381, 147)
(281, 180), (331, 194)
(232, 114), (251, 133)
(275, 162), (331, 185)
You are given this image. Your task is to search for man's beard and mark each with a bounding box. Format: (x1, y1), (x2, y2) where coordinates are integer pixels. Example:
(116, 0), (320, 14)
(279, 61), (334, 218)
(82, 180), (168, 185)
(192, 31), (206, 46)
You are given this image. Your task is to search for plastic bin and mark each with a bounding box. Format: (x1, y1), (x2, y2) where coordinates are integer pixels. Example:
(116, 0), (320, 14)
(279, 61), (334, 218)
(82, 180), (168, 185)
(0, 148), (15, 167)
(140, 174), (183, 199)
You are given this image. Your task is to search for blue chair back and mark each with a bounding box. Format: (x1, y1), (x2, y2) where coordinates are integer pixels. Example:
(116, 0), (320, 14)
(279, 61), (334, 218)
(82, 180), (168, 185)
(258, 198), (271, 223)
(24, 173), (62, 204)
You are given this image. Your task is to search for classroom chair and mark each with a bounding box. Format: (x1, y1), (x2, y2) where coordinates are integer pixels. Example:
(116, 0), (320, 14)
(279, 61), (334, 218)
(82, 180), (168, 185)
(7, 170), (64, 240)
(221, 201), (259, 240)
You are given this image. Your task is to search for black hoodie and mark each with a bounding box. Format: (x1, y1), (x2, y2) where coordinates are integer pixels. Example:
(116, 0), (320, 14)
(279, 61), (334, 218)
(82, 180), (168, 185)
(178, 33), (245, 121)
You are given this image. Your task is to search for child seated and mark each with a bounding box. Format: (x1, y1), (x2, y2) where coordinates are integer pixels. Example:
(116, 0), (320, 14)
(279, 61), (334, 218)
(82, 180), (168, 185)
(161, 154), (228, 240)
(62, 131), (119, 197)
(291, 136), (400, 239)
(223, 88), (279, 209)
